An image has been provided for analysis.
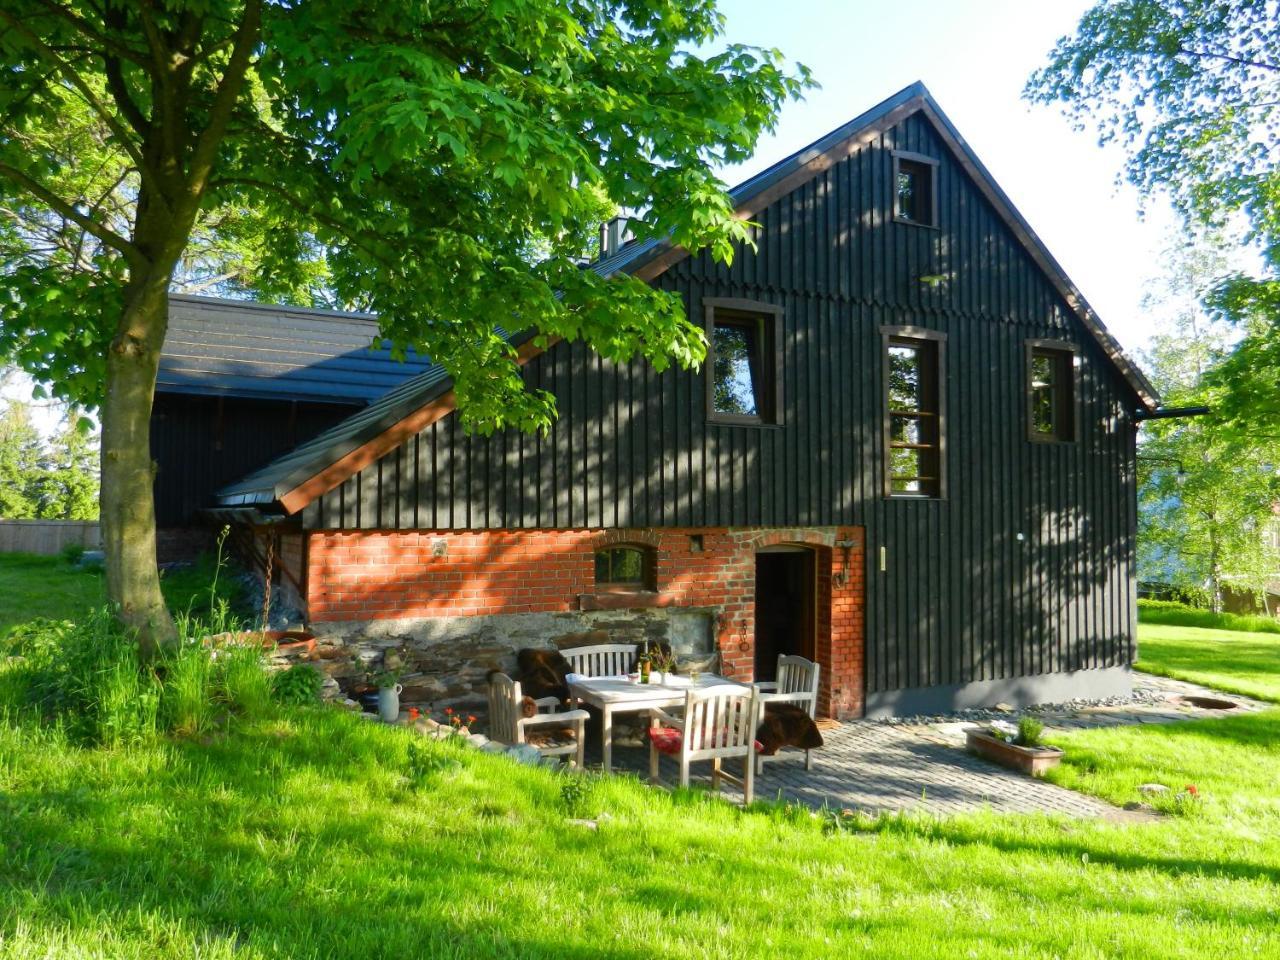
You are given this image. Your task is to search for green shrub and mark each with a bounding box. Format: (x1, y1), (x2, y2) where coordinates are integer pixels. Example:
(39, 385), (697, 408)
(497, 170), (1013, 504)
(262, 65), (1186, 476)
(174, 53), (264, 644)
(272, 663), (323, 706)
(1137, 599), (1280, 634)
(59, 541), (85, 565)
(0, 611), (160, 745)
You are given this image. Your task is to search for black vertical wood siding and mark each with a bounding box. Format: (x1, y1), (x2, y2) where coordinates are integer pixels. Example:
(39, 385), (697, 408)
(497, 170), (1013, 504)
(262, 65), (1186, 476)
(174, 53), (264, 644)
(151, 394), (354, 527)
(300, 112), (1140, 694)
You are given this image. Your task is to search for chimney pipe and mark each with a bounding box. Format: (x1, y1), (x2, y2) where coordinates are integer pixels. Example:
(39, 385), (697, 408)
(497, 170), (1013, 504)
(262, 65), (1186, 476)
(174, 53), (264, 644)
(599, 216), (629, 259)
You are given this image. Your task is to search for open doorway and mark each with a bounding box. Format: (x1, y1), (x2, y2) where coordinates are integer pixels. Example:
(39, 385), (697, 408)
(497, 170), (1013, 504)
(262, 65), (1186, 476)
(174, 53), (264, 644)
(754, 548), (816, 682)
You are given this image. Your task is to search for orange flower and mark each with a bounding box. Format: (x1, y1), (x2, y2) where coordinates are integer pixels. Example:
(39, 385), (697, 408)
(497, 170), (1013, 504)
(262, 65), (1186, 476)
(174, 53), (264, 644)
(467, 715), (477, 724)
(444, 707), (453, 714)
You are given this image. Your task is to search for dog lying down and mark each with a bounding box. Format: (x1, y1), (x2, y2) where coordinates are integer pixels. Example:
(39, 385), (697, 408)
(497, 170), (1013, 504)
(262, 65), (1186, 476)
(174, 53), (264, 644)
(755, 703), (824, 756)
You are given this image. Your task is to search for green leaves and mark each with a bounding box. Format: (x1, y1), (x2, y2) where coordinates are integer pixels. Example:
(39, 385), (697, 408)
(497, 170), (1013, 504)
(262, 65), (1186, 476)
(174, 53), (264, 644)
(1028, 0), (1280, 439)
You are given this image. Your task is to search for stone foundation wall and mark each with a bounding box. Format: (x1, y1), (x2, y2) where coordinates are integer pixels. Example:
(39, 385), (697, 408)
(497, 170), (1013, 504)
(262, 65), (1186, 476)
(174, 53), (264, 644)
(307, 606), (720, 714)
(302, 525), (865, 718)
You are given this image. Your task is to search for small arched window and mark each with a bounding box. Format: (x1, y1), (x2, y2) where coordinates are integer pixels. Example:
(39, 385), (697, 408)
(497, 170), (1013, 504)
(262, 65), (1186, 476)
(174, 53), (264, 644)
(594, 545), (655, 592)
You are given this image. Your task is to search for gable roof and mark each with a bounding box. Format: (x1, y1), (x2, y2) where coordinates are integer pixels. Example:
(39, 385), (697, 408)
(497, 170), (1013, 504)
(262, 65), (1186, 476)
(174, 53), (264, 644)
(215, 81), (1158, 514)
(159, 295), (435, 405)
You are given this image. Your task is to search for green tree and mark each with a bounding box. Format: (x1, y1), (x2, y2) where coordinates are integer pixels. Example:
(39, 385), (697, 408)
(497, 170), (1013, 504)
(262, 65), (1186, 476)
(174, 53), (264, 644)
(0, 1), (809, 651)
(35, 413), (100, 521)
(0, 400), (43, 519)
(1136, 240), (1280, 611)
(1026, 0), (1280, 435)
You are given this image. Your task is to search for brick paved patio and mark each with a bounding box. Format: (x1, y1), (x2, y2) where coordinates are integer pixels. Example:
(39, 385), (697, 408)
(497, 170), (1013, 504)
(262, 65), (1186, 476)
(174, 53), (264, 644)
(599, 672), (1267, 819)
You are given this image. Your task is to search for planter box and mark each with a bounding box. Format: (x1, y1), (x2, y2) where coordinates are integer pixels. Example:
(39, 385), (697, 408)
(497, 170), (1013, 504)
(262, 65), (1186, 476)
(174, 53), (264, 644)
(965, 730), (1063, 778)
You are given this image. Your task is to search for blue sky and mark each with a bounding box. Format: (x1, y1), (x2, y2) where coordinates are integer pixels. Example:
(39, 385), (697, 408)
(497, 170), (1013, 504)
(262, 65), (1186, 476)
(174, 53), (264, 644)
(710, 0), (1175, 353)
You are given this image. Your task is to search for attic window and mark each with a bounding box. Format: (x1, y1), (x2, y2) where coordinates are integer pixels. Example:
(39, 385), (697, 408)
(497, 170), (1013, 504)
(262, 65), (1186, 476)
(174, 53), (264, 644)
(893, 152), (938, 227)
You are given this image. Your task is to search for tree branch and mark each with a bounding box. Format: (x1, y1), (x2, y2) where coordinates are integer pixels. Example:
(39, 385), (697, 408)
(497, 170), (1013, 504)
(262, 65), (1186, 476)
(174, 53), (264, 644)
(32, 0), (148, 65)
(1175, 46), (1280, 74)
(0, 9), (153, 181)
(0, 161), (146, 269)
(208, 175), (395, 268)
(183, 0), (261, 211)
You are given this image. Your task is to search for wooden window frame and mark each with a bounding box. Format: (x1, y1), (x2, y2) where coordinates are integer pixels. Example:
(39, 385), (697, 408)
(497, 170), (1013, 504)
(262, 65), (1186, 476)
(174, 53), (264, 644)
(593, 544), (657, 594)
(1025, 339), (1078, 443)
(703, 297), (784, 427)
(892, 150), (939, 228)
(881, 325), (947, 499)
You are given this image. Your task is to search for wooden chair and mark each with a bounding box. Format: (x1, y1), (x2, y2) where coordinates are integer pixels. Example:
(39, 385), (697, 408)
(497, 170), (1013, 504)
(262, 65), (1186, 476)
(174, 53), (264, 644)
(647, 685), (761, 805)
(754, 654), (821, 772)
(561, 642), (637, 678)
(487, 673), (590, 767)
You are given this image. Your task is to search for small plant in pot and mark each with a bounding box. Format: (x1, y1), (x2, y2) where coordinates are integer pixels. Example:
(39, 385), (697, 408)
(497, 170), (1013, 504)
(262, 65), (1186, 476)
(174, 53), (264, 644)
(966, 713), (1062, 777)
(373, 670), (403, 722)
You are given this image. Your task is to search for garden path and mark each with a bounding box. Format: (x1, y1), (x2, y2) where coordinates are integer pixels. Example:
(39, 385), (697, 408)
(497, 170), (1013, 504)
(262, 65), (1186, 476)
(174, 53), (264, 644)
(606, 672), (1267, 819)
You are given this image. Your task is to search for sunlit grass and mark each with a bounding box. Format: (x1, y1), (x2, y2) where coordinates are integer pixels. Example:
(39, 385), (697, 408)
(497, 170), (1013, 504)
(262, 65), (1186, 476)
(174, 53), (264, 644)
(1136, 622), (1280, 703)
(2, 701), (1279, 959)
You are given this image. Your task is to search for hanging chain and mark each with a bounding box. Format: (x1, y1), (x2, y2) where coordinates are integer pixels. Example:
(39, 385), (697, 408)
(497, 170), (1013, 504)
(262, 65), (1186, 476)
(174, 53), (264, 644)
(261, 532), (275, 632)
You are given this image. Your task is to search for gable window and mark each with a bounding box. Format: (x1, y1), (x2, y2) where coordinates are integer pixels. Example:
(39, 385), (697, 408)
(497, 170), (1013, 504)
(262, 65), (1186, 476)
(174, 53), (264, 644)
(703, 298), (783, 425)
(892, 151), (938, 227)
(883, 327), (945, 498)
(1027, 342), (1076, 442)
(594, 545), (655, 592)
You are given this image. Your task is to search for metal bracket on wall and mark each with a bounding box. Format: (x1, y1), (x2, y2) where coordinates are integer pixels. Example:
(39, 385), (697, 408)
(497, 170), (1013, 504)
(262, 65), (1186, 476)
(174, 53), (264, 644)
(878, 546), (887, 572)
(833, 539), (857, 587)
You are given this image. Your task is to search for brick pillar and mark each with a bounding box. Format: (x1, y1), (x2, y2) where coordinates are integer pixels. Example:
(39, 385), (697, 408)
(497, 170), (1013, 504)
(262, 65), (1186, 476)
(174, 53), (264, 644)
(826, 526), (865, 718)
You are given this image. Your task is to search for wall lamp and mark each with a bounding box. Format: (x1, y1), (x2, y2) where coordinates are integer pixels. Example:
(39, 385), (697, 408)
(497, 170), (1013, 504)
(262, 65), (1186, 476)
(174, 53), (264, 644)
(834, 539), (857, 586)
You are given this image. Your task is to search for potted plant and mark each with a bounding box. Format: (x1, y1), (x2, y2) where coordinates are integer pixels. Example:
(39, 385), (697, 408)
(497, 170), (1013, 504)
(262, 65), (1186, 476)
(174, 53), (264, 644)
(965, 715), (1063, 777)
(373, 670), (403, 722)
(649, 647), (676, 685)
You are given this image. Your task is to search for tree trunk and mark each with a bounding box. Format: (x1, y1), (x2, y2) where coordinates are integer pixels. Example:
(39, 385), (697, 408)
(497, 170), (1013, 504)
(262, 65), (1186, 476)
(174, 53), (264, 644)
(100, 271), (176, 654)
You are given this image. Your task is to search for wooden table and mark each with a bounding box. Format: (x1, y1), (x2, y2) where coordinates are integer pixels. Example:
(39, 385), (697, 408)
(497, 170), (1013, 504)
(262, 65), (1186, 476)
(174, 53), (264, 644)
(567, 673), (744, 772)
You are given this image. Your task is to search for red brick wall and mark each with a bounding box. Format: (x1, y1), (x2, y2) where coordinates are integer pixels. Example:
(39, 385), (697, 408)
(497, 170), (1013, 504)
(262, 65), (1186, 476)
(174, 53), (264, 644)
(306, 526), (865, 718)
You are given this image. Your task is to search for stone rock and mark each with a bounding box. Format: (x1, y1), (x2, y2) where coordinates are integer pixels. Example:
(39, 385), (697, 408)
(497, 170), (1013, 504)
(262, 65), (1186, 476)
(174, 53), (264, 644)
(507, 744), (542, 765)
(338, 698), (361, 711)
(1138, 783), (1170, 795)
(481, 742), (507, 754)
(319, 675), (342, 701)
(1123, 801), (1155, 812)
(468, 733), (489, 748)
(538, 756), (562, 769)
(991, 702), (1015, 713)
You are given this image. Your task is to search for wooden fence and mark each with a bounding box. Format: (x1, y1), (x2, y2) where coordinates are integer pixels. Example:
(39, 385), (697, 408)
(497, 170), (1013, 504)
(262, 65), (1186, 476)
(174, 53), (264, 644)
(0, 519), (101, 555)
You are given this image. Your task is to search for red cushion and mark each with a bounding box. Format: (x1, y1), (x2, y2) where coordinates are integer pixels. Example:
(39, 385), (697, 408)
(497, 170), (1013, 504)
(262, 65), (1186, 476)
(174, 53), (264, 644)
(648, 727), (683, 755)
(647, 727), (764, 756)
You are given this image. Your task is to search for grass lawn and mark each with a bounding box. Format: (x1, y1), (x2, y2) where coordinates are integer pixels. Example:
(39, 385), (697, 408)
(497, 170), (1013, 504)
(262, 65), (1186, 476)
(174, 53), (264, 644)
(0, 552), (247, 638)
(0, 553), (104, 634)
(2, 596), (1279, 957)
(2, 701), (1280, 957)
(1136, 622), (1280, 703)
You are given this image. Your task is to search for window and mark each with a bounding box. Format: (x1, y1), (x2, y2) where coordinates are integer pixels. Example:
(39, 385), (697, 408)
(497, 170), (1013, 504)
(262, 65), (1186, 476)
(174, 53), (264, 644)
(703, 298), (782, 424)
(892, 152), (938, 227)
(883, 328), (945, 497)
(594, 545), (655, 592)
(1027, 342), (1076, 442)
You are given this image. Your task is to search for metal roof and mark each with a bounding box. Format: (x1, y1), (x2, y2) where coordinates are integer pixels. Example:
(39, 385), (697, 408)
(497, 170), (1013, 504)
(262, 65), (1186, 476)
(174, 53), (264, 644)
(214, 81), (1158, 512)
(158, 295), (434, 405)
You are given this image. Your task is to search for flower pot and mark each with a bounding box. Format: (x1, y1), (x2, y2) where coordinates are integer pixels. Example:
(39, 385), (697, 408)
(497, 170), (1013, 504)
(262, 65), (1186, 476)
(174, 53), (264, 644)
(377, 684), (403, 723)
(965, 729), (1063, 777)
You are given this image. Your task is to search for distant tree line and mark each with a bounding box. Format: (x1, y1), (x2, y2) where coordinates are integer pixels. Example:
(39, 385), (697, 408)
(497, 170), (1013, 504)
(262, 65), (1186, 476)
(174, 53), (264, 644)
(0, 396), (98, 521)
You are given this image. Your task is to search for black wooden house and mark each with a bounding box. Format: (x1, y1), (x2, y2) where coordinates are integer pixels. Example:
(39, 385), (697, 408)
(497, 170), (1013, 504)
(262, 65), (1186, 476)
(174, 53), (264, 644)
(156, 83), (1160, 717)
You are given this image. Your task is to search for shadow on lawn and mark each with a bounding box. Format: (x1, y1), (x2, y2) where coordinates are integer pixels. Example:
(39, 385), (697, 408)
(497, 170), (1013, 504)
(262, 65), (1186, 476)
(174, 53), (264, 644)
(0, 741), (656, 958)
